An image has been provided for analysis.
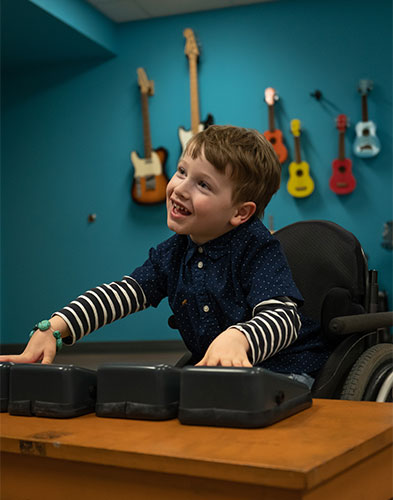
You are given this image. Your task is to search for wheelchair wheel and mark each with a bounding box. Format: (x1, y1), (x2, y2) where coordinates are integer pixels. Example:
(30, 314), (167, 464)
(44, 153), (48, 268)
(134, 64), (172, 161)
(340, 343), (393, 401)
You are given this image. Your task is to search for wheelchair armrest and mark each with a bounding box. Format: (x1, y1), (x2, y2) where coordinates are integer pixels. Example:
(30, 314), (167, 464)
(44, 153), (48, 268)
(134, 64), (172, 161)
(329, 311), (393, 335)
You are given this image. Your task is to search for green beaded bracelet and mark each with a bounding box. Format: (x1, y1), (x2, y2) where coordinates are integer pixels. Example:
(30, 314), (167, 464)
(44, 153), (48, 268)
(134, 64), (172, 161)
(29, 319), (63, 351)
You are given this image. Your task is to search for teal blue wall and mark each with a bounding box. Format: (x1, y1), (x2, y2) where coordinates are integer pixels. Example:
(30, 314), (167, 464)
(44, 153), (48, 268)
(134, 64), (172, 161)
(1, 0), (392, 345)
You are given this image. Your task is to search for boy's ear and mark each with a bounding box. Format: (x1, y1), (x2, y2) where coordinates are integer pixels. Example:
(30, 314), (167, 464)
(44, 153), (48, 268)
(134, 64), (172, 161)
(230, 202), (256, 227)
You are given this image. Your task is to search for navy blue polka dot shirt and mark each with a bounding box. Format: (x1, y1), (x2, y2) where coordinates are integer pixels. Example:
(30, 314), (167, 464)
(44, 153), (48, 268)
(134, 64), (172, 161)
(130, 216), (330, 373)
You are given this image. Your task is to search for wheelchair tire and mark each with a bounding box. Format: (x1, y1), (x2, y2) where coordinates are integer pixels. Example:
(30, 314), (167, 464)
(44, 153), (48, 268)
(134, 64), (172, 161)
(340, 343), (393, 401)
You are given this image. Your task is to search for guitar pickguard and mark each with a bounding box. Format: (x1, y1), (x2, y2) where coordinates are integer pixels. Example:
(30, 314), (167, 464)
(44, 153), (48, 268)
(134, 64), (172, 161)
(178, 115), (214, 152)
(131, 150), (163, 178)
(178, 124), (205, 151)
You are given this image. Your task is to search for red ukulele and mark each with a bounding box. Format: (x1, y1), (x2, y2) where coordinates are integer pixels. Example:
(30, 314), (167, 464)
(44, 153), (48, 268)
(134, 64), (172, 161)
(329, 114), (356, 195)
(263, 87), (288, 163)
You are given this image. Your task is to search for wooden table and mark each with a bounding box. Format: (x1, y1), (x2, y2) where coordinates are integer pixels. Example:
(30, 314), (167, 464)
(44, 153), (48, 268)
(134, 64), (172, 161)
(1, 399), (392, 500)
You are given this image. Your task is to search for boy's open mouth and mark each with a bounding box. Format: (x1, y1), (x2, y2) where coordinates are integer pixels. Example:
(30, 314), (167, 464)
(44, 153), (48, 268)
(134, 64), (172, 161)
(172, 200), (191, 216)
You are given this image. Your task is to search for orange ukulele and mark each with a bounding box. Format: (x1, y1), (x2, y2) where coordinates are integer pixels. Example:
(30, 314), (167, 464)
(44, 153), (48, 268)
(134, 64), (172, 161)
(178, 28), (213, 152)
(329, 114), (356, 195)
(131, 68), (168, 205)
(287, 119), (314, 198)
(263, 87), (288, 163)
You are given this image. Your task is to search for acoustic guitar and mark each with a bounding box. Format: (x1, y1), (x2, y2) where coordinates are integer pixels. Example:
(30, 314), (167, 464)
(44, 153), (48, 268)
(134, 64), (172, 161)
(263, 87), (288, 164)
(287, 119), (314, 198)
(329, 114), (356, 195)
(353, 79), (380, 158)
(178, 28), (213, 151)
(131, 68), (168, 205)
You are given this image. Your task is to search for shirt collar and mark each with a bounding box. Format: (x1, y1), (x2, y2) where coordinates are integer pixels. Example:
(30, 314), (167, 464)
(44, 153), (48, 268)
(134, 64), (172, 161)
(184, 217), (256, 264)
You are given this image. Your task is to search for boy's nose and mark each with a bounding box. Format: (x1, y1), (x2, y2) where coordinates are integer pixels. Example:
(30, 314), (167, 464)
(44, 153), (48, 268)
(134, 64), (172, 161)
(173, 179), (190, 199)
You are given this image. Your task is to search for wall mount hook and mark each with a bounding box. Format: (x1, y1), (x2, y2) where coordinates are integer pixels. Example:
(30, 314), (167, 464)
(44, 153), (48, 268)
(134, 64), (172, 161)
(310, 90), (323, 100)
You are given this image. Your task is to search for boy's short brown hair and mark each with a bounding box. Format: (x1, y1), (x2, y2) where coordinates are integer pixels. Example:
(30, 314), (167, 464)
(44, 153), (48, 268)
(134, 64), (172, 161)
(185, 125), (281, 218)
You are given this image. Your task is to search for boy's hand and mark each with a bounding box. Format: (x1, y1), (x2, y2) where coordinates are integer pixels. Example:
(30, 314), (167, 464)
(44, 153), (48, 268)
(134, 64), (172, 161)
(195, 328), (252, 367)
(0, 315), (69, 365)
(0, 329), (57, 364)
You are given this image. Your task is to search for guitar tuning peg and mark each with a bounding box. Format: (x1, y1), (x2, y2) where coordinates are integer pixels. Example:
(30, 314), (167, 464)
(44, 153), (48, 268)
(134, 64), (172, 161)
(310, 90), (323, 100)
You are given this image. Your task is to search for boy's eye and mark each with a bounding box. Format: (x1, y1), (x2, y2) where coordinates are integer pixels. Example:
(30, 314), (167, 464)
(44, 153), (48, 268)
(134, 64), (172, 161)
(199, 180), (210, 190)
(177, 166), (186, 175)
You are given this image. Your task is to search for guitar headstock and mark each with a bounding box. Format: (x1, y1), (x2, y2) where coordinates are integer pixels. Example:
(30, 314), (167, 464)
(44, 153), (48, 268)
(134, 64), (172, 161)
(290, 119), (301, 137)
(137, 67), (154, 95)
(264, 87), (278, 106)
(184, 28), (199, 59)
(358, 79), (373, 95)
(336, 114), (349, 131)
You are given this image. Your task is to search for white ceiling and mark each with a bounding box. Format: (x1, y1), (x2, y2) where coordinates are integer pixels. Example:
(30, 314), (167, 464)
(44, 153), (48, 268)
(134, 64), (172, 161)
(85, 0), (275, 23)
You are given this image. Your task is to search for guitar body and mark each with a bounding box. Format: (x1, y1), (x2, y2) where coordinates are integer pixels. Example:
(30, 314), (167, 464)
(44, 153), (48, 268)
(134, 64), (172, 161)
(178, 114), (214, 152)
(287, 161), (314, 198)
(329, 158), (356, 195)
(263, 129), (288, 163)
(131, 147), (169, 204)
(353, 120), (381, 157)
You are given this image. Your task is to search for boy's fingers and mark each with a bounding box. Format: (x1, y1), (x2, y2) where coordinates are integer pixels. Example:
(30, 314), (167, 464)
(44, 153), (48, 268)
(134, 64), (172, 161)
(41, 346), (56, 365)
(41, 357), (54, 365)
(0, 354), (19, 363)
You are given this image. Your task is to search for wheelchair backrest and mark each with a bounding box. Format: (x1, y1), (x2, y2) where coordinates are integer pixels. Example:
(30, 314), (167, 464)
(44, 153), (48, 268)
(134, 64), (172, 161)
(274, 220), (368, 322)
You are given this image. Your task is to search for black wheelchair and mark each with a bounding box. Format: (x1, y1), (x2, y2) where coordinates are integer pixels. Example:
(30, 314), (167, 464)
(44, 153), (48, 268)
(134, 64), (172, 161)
(274, 220), (393, 401)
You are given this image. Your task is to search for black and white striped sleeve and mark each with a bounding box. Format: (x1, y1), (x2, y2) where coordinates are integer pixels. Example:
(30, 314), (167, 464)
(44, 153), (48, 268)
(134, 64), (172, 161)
(52, 276), (149, 345)
(231, 297), (301, 365)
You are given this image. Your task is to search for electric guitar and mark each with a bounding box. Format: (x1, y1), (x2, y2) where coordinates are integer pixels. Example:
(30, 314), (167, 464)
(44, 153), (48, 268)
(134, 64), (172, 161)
(178, 28), (213, 151)
(329, 114), (356, 195)
(353, 79), (380, 158)
(287, 119), (314, 198)
(131, 68), (168, 205)
(263, 87), (288, 164)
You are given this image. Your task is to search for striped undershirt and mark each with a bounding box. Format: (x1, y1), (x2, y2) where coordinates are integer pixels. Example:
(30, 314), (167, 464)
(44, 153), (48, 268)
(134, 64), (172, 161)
(54, 277), (300, 364)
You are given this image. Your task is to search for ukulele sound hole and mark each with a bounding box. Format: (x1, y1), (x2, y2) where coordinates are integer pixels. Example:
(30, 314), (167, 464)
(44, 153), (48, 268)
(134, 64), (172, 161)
(362, 129), (370, 136)
(338, 166), (347, 173)
(269, 138), (276, 145)
(296, 169), (304, 177)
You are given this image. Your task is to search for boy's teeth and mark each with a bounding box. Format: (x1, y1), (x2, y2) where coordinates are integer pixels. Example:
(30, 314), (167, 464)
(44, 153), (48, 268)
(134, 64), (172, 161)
(174, 203), (190, 214)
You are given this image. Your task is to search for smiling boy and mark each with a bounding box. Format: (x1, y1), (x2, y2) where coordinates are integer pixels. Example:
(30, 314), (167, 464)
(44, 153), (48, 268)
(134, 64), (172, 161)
(0, 126), (329, 381)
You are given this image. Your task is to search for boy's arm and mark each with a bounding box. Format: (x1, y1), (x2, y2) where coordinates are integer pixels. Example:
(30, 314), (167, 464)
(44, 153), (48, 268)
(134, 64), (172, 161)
(235, 297), (301, 365)
(55, 276), (148, 345)
(0, 276), (149, 364)
(196, 297), (300, 367)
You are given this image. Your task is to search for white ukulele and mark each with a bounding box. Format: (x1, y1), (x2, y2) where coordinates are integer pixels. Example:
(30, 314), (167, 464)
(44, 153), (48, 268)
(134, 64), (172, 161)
(353, 79), (380, 158)
(178, 28), (213, 151)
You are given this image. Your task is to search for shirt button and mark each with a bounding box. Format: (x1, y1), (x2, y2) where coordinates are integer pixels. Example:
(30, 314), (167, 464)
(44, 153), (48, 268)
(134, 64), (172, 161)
(198, 247), (203, 253)
(203, 305), (210, 313)
(197, 261), (204, 269)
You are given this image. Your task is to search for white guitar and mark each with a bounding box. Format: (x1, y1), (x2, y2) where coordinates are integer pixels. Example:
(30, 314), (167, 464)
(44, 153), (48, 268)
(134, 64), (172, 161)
(178, 28), (213, 151)
(131, 68), (168, 205)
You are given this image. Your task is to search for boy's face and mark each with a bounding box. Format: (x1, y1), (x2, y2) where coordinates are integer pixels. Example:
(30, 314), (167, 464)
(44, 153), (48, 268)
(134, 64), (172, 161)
(166, 151), (240, 244)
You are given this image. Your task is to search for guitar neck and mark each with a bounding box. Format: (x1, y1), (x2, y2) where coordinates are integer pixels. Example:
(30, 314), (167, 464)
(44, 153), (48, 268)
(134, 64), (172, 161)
(361, 94), (369, 122)
(294, 136), (301, 163)
(141, 92), (152, 158)
(338, 130), (346, 160)
(268, 105), (275, 132)
(188, 56), (200, 134)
